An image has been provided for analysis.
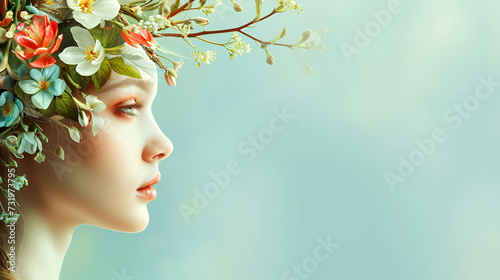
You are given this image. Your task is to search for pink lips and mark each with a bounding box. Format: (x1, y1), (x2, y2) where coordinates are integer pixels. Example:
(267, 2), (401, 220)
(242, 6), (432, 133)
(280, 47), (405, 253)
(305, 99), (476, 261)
(137, 173), (160, 201)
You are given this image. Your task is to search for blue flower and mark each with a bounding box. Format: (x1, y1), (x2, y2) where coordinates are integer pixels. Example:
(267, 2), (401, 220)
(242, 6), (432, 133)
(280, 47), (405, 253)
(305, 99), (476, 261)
(19, 64), (66, 110)
(0, 91), (23, 128)
(17, 132), (42, 155)
(10, 175), (28, 191)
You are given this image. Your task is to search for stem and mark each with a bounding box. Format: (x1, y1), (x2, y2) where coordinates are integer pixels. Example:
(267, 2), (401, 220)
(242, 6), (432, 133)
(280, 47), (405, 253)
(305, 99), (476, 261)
(157, 54), (176, 64)
(291, 47), (309, 69)
(195, 36), (225, 47)
(62, 70), (81, 89)
(238, 30), (292, 48)
(0, 126), (14, 139)
(109, 19), (125, 28)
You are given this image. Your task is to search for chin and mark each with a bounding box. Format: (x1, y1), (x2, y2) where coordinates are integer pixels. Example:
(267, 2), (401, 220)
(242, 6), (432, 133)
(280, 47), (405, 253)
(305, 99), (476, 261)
(97, 210), (151, 233)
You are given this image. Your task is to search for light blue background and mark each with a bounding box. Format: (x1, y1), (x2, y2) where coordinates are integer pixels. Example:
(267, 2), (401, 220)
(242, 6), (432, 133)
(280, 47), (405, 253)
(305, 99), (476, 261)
(61, 0), (500, 279)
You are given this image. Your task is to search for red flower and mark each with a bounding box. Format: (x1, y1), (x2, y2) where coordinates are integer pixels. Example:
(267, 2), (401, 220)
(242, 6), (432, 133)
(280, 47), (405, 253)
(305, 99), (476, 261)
(14, 14), (63, 68)
(121, 26), (155, 48)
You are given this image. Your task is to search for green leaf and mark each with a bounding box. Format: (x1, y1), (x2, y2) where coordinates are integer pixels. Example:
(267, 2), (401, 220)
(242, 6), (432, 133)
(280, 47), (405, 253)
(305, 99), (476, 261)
(7, 49), (29, 79)
(109, 57), (142, 79)
(14, 82), (29, 103)
(56, 92), (78, 121)
(103, 44), (125, 55)
(89, 27), (125, 48)
(0, 40), (10, 73)
(91, 59), (111, 92)
(68, 65), (90, 90)
(19, 118), (28, 132)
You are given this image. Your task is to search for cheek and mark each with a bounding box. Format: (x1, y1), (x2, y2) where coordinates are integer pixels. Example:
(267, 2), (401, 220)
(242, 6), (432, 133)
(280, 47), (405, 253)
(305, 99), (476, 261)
(57, 118), (148, 228)
(79, 121), (142, 185)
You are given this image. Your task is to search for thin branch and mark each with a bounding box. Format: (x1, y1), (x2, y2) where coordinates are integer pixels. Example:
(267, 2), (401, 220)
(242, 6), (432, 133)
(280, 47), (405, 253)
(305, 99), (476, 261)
(159, 10), (303, 48)
(161, 10), (278, 38)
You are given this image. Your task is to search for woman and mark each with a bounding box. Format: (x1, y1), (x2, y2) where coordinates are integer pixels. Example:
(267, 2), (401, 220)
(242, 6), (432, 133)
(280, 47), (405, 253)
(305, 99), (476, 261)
(0, 17), (174, 278)
(0, 0), (307, 278)
(15, 66), (173, 280)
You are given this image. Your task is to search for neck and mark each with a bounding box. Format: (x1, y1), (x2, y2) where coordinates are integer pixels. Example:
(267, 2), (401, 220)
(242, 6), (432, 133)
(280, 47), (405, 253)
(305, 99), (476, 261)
(14, 202), (76, 280)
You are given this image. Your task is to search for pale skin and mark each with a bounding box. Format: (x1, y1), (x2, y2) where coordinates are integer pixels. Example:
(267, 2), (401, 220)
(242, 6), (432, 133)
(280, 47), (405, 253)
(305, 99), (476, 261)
(11, 65), (173, 280)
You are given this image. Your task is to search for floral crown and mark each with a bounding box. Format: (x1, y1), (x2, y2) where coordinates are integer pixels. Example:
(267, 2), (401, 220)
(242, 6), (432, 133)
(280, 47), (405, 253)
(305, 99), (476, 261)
(0, 0), (324, 224)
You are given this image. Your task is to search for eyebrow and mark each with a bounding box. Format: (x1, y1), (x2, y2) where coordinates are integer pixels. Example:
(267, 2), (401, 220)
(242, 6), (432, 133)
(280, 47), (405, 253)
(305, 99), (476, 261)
(100, 78), (153, 93)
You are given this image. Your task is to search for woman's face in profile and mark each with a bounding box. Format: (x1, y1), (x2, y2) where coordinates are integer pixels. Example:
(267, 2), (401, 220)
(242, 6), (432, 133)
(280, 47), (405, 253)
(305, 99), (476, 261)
(21, 67), (174, 233)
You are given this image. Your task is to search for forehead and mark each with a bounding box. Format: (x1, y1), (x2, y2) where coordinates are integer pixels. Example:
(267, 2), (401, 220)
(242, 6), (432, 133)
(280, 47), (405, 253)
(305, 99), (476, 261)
(100, 69), (157, 93)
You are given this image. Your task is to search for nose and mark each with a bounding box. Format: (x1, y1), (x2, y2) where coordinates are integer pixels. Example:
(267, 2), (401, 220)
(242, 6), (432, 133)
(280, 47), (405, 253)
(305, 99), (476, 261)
(142, 120), (173, 163)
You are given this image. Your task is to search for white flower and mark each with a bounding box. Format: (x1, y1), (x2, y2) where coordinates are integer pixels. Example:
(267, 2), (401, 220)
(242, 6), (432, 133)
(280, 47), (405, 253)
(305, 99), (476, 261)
(86, 95), (106, 136)
(59, 26), (105, 76)
(67, 0), (120, 29)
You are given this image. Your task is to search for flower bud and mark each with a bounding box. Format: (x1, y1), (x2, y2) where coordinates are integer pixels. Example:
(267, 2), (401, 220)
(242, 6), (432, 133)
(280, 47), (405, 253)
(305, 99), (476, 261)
(293, 30), (311, 47)
(254, 0), (264, 21)
(55, 145), (65, 161)
(269, 28), (287, 45)
(78, 110), (89, 128)
(194, 17), (209, 26)
(199, 0), (208, 9)
(164, 71), (177, 86)
(159, 0), (170, 17)
(264, 47), (274, 65)
(233, 2), (243, 12)
(167, 68), (178, 79)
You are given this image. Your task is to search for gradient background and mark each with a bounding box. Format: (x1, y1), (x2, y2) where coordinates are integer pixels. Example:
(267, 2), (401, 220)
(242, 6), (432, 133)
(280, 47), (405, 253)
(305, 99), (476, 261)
(60, 0), (500, 279)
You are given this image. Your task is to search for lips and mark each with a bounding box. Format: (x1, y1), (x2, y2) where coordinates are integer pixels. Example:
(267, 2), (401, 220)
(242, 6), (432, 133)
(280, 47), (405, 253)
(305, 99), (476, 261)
(137, 173), (160, 201)
(138, 173), (161, 190)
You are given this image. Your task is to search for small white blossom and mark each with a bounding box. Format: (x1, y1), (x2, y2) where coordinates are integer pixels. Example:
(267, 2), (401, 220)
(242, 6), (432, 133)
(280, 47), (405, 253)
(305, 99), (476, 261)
(139, 15), (170, 35)
(20, 11), (30, 20)
(191, 50), (216, 68)
(5, 28), (14, 39)
(275, 0), (302, 14)
(225, 33), (251, 59)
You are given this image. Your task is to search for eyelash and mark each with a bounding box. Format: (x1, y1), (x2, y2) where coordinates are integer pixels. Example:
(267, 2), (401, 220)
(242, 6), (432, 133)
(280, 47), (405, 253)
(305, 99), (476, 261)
(117, 103), (143, 117)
